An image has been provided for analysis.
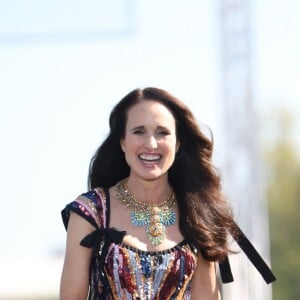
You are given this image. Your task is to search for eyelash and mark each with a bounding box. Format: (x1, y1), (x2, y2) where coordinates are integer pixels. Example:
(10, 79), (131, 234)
(133, 129), (144, 134)
(157, 131), (169, 136)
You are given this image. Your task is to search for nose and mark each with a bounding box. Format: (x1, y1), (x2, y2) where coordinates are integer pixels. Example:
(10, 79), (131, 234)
(145, 135), (158, 149)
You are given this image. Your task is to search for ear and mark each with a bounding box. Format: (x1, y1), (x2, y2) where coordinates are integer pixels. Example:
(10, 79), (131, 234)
(175, 141), (180, 153)
(120, 139), (125, 152)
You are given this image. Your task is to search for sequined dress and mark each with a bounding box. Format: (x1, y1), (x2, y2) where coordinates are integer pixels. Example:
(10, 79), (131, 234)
(62, 188), (198, 300)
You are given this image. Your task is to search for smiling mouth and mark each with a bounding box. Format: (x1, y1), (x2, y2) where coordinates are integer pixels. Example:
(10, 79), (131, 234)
(138, 154), (161, 162)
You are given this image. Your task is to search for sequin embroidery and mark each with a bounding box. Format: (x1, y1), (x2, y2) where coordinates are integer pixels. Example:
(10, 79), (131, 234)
(62, 188), (198, 300)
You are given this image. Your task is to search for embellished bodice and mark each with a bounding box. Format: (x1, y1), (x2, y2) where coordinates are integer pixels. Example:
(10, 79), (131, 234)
(62, 188), (198, 300)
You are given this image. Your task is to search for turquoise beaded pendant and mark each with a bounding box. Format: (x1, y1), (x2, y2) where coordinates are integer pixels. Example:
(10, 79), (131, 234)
(130, 206), (176, 245)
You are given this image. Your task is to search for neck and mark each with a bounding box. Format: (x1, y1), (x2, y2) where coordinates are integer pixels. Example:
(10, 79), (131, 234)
(126, 176), (171, 205)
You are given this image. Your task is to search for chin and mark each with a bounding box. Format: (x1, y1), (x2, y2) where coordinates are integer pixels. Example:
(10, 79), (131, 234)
(139, 171), (168, 181)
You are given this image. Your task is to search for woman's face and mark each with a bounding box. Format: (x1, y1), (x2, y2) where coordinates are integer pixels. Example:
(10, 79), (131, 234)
(121, 100), (179, 182)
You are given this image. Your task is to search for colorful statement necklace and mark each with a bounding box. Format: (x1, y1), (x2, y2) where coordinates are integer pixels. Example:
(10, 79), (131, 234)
(116, 179), (177, 245)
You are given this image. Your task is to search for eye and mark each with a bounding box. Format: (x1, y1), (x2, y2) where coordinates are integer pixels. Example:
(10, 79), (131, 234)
(132, 129), (144, 135)
(157, 130), (170, 136)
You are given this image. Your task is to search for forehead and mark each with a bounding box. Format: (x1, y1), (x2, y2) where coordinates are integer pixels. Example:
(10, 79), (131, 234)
(126, 100), (176, 127)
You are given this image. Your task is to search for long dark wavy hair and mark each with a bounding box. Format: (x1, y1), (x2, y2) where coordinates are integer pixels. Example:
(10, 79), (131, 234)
(88, 87), (237, 261)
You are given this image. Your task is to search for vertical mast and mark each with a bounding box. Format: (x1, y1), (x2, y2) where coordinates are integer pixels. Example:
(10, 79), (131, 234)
(218, 0), (272, 299)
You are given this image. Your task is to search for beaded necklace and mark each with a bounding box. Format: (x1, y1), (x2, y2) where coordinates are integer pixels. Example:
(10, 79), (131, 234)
(116, 179), (177, 245)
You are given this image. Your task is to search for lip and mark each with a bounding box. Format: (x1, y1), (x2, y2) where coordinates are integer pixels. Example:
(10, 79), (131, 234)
(138, 153), (162, 162)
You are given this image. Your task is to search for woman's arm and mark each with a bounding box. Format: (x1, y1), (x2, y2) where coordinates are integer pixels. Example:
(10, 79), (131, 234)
(60, 212), (94, 300)
(191, 254), (221, 300)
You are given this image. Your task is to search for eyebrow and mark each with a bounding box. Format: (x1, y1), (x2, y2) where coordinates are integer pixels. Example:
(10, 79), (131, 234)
(130, 125), (170, 131)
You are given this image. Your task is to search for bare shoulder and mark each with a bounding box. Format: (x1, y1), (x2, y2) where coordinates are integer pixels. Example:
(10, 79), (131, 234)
(68, 211), (95, 233)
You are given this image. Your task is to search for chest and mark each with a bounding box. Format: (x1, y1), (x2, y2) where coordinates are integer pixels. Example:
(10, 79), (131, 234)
(98, 242), (198, 299)
(109, 197), (184, 252)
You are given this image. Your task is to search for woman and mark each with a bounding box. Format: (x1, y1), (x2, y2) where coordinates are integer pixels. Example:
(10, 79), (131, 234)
(60, 87), (241, 299)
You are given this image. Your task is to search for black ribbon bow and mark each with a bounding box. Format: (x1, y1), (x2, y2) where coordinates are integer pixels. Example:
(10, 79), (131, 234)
(80, 227), (126, 249)
(219, 224), (276, 284)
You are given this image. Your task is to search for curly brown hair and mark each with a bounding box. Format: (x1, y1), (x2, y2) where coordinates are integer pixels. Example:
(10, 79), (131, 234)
(88, 87), (238, 261)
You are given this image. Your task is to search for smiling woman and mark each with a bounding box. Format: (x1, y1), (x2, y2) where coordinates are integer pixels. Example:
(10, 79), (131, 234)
(60, 87), (274, 300)
(120, 100), (179, 182)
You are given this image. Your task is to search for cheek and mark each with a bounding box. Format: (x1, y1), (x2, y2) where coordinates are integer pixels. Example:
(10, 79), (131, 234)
(164, 140), (178, 156)
(122, 136), (140, 153)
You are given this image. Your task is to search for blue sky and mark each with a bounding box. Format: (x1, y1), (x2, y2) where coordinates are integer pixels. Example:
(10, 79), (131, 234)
(0, 0), (299, 297)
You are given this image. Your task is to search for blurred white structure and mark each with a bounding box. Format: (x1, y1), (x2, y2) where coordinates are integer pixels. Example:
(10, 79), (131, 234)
(218, 0), (273, 299)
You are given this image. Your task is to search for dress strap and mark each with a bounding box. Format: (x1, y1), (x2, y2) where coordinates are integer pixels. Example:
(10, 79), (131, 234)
(102, 187), (110, 228)
(219, 223), (276, 284)
(61, 190), (103, 229)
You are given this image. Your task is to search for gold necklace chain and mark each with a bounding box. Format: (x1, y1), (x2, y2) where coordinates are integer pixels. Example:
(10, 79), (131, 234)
(116, 179), (177, 212)
(116, 178), (177, 245)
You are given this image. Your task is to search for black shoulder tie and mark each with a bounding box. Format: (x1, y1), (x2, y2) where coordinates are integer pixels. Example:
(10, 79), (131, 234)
(80, 227), (126, 248)
(219, 256), (234, 283)
(219, 223), (276, 284)
(80, 228), (105, 248)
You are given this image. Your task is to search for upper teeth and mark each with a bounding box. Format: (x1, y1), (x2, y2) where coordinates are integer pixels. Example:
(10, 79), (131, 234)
(139, 154), (160, 161)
